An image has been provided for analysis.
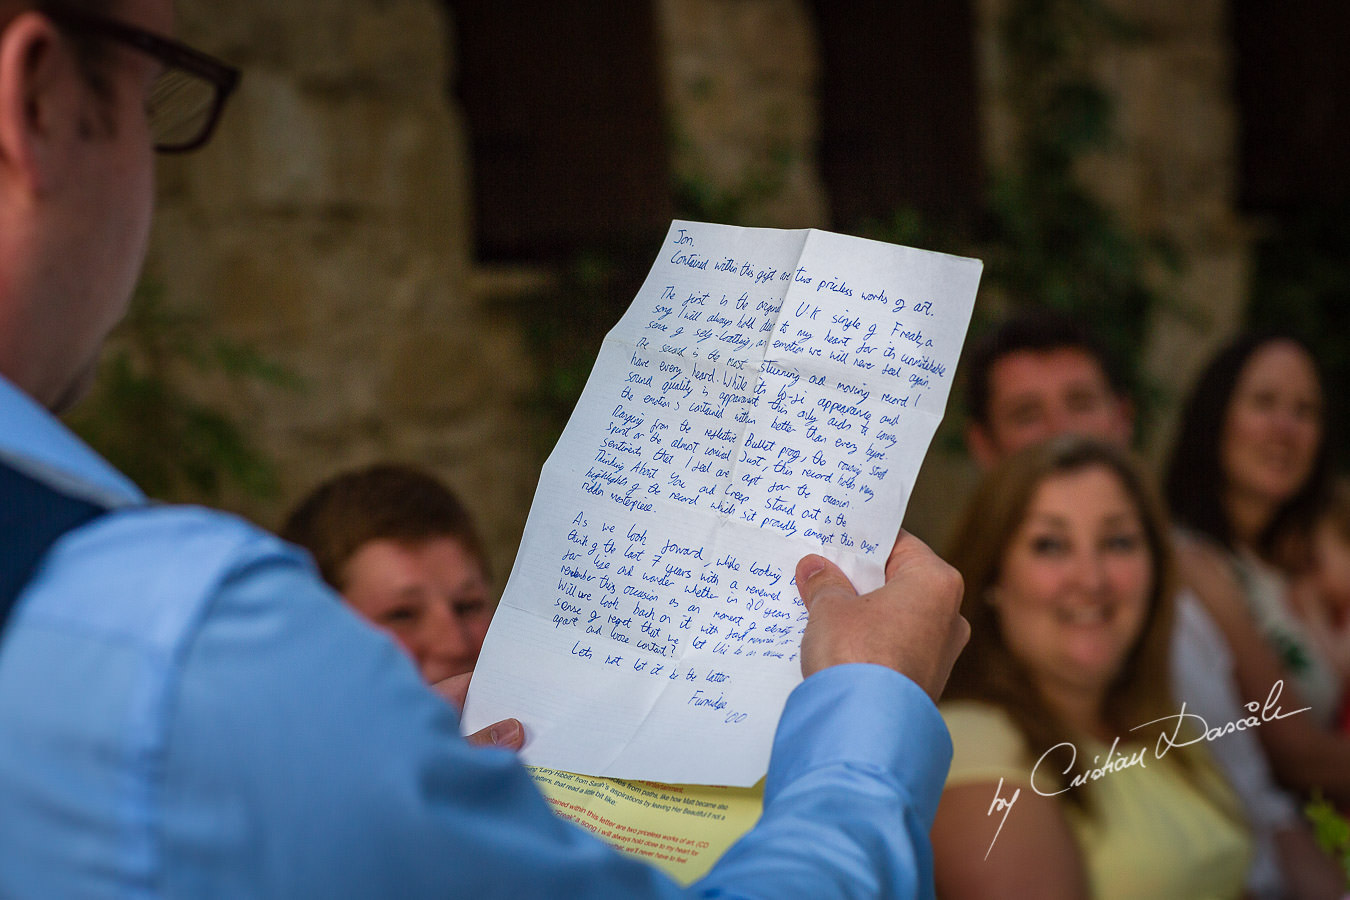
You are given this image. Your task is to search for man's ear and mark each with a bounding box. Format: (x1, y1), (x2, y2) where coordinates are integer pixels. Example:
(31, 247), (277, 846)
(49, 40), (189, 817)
(0, 11), (76, 195)
(967, 422), (1001, 471)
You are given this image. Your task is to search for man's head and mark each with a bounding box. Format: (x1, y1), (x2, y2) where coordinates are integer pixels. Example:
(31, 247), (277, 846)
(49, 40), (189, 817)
(0, 1), (236, 412)
(280, 464), (495, 684)
(964, 310), (1134, 469)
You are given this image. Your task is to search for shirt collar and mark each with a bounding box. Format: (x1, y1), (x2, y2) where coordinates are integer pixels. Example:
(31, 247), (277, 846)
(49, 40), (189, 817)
(0, 374), (145, 509)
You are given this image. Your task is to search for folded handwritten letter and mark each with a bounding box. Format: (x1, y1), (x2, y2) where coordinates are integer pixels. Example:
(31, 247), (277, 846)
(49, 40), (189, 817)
(464, 221), (981, 785)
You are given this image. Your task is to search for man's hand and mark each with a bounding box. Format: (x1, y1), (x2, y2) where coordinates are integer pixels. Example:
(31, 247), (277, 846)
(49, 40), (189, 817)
(796, 529), (968, 701)
(432, 672), (526, 750)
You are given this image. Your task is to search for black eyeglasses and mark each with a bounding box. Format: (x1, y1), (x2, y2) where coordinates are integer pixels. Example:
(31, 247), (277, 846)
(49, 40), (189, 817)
(38, 3), (240, 153)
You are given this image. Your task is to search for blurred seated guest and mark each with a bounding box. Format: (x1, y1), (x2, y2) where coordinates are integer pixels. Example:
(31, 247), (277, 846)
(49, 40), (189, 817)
(1288, 478), (1350, 729)
(1165, 333), (1345, 731)
(281, 463), (494, 684)
(962, 310), (1347, 897)
(933, 435), (1251, 899)
(963, 309), (1133, 469)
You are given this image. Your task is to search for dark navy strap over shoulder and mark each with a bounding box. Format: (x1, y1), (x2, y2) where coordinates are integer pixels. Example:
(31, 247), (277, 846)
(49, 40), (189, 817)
(0, 458), (108, 636)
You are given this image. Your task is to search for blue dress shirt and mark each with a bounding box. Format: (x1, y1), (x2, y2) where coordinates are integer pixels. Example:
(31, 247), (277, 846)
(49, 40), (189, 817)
(0, 374), (952, 898)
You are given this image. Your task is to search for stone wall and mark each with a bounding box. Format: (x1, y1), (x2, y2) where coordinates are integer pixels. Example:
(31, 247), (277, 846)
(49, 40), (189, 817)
(656, 0), (827, 228)
(153, 0), (537, 579)
(143, 0), (1251, 567)
(1090, 0), (1251, 463)
(903, 0), (1253, 545)
(976, 0), (1250, 461)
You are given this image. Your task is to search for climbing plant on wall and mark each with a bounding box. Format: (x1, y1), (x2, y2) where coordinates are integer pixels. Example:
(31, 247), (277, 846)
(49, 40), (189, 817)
(65, 281), (302, 505)
(502, 0), (1184, 460)
(859, 0), (1181, 446)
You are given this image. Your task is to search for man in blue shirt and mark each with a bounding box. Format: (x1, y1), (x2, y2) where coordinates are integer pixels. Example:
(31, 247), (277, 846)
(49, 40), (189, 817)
(0, 2), (969, 896)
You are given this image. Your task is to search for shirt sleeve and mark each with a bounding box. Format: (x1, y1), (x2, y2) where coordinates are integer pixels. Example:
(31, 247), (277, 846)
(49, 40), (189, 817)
(160, 539), (951, 899)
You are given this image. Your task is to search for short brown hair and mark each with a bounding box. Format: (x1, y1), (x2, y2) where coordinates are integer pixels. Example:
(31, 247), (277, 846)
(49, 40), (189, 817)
(964, 309), (1128, 428)
(280, 464), (490, 591)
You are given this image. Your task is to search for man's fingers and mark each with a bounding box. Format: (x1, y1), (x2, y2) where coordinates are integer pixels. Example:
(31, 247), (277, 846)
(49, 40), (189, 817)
(795, 554), (858, 610)
(797, 531), (969, 695)
(465, 718), (525, 751)
(884, 529), (909, 581)
(885, 529), (931, 582)
(431, 674), (526, 751)
(432, 671), (473, 709)
(934, 615), (972, 694)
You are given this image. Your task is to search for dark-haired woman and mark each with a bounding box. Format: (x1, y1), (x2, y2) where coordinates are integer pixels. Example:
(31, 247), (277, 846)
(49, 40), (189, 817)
(1165, 333), (1343, 728)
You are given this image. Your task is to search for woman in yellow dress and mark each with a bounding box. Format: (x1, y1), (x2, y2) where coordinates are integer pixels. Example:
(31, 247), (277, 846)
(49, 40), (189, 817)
(931, 435), (1251, 899)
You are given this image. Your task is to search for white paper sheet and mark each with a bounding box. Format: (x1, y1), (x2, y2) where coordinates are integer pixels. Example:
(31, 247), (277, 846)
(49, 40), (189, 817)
(463, 220), (982, 786)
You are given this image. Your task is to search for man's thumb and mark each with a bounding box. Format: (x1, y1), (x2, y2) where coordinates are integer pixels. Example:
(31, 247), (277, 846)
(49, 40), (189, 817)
(795, 554), (858, 610)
